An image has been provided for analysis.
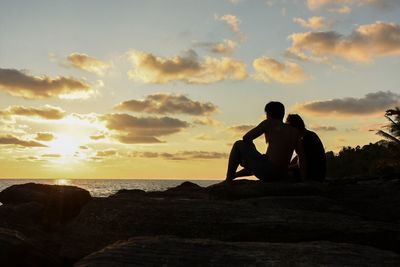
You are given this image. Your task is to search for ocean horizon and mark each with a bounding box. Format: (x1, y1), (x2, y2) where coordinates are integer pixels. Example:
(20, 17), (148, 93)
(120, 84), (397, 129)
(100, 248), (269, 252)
(0, 178), (220, 198)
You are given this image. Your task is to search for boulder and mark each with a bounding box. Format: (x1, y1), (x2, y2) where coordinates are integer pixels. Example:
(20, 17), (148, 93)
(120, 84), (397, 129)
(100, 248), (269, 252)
(0, 227), (60, 267)
(74, 236), (400, 267)
(206, 180), (324, 199)
(325, 183), (400, 222)
(1, 180), (399, 265)
(0, 202), (43, 230)
(0, 183), (92, 223)
(59, 185), (400, 261)
(113, 181), (207, 200)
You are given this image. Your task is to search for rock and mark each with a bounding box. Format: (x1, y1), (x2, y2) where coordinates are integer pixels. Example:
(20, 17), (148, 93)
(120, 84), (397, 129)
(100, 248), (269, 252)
(206, 179), (324, 200)
(0, 202), (43, 231)
(114, 189), (146, 197)
(166, 181), (203, 192)
(59, 183), (400, 261)
(113, 182), (207, 200)
(150, 181), (206, 199)
(1, 180), (399, 265)
(325, 183), (400, 222)
(0, 183), (92, 223)
(0, 227), (60, 267)
(74, 236), (400, 267)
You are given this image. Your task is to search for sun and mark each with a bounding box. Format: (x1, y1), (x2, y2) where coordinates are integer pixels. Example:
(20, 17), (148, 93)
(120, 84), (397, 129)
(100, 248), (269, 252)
(47, 134), (81, 156)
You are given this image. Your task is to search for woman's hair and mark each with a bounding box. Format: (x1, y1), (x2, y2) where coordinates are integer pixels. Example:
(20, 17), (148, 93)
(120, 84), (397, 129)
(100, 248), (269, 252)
(286, 114), (305, 130)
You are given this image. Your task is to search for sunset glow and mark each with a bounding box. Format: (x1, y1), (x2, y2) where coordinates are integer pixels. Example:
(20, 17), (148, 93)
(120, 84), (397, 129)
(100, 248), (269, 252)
(47, 135), (81, 157)
(0, 0), (399, 179)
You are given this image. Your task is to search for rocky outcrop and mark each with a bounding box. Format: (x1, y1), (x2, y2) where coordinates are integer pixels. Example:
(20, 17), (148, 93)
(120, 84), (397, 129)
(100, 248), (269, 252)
(0, 183), (92, 223)
(59, 180), (400, 262)
(74, 236), (400, 267)
(206, 180), (324, 199)
(1, 179), (399, 266)
(0, 227), (60, 267)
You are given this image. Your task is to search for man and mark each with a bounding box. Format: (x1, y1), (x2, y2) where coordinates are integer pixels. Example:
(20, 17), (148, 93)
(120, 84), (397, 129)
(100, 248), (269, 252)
(286, 114), (326, 182)
(225, 101), (304, 182)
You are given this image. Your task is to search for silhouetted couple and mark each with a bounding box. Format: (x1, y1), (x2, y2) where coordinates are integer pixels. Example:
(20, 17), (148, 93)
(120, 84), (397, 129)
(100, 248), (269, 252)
(225, 101), (326, 182)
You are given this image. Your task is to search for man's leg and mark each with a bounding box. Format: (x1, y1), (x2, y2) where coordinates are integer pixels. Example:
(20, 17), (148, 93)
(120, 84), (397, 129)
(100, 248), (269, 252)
(234, 168), (252, 178)
(226, 140), (243, 181)
(226, 140), (257, 181)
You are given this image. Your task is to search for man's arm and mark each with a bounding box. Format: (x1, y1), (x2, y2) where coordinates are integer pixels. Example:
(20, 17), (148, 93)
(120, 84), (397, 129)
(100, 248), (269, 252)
(243, 120), (267, 143)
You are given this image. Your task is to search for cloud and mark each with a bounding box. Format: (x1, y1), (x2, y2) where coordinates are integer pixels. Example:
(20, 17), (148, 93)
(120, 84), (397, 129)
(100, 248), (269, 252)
(0, 105), (66, 120)
(297, 91), (400, 116)
(0, 68), (91, 99)
(115, 93), (218, 116)
(196, 39), (237, 55)
(307, 0), (399, 12)
(90, 134), (106, 140)
(101, 113), (190, 144)
(41, 154), (61, 158)
(228, 0), (241, 4)
(293, 16), (328, 30)
(96, 149), (117, 157)
(288, 22), (400, 63)
(128, 150), (227, 160)
(195, 134), (217, 141)
(35, 132), (55, 141)
(253, 57), (310, 84)
(0, 134), (47, 147)
(192, 117), (220, 126)
(127, 49), (247, 84)
(116, 135), (163, 144)
(16, 156), (40, 162)
(230, 125), (254, 133)
(215, 14), (245, 41)
(329, 5), (352, 13)
(67, 53), (111, 76)
(310, 125), (338, 131)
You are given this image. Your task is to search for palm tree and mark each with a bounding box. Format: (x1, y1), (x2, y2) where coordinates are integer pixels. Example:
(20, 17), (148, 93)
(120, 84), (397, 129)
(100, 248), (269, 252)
(377, 107), (400, 145)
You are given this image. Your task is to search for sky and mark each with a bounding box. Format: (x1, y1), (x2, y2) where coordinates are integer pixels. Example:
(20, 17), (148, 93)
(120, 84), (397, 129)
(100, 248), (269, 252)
(0, 0), (399, 179)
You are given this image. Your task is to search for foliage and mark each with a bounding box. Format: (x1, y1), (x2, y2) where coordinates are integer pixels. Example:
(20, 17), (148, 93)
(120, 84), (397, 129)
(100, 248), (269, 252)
(326, 107), (400, 178)
(377, 108), (400, 145)
(326, 141), (400, 178)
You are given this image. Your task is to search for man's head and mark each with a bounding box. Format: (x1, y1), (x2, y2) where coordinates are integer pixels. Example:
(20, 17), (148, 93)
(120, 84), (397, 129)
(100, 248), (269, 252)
(286, 114), (305, 130)
(264, 101), (285, 120)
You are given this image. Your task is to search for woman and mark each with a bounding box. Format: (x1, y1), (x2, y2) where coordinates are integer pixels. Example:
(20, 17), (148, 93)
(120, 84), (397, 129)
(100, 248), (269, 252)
(286, 114), (326, 182)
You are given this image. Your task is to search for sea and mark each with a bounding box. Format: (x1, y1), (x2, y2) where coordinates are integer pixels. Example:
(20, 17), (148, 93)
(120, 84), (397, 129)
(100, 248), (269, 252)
(0, 179), (219, 197)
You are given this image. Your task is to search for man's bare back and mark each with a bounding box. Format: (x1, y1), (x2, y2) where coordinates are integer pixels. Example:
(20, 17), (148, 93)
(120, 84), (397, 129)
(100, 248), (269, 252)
(243, 119), (301, 170)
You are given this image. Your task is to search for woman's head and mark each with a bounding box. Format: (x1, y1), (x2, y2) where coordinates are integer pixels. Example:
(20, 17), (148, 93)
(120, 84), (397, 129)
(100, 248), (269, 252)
(286, 114), (305, 130)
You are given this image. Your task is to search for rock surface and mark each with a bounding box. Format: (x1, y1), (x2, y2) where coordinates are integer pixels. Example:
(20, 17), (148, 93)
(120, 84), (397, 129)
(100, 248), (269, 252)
(0, 183), (92, 223)
(74, 236), (400, 267)
(0, 227), (60, 267)
(60, 180), (400, 262)
(1, 179), (399, 266)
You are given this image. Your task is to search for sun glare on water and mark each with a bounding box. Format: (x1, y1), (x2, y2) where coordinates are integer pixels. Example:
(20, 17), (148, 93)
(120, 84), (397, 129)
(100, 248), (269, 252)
(54, 179), (71, 185)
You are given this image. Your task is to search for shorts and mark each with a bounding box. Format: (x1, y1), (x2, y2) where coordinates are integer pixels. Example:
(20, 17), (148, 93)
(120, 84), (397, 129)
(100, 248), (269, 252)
(235, 140), (281, 180)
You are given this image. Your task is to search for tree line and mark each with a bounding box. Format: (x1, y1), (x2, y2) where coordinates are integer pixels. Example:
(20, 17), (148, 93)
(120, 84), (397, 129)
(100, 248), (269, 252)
(326, 108), (400, 178)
